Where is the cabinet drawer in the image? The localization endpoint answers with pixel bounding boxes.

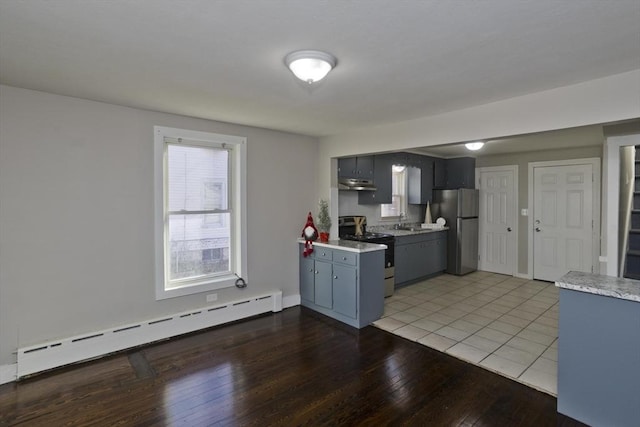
[314,248,333,261]
[333,250,357,266]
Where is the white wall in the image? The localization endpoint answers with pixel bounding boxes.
[0,85,318,366]
[319,70,640,238]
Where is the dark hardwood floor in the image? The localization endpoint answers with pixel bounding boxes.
[0,306,585,426]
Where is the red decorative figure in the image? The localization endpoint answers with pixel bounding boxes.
[301,212,319,257]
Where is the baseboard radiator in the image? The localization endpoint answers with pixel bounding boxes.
[17,291,283,379]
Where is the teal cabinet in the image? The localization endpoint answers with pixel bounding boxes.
[394,231,447,286]
[299,243,384,328]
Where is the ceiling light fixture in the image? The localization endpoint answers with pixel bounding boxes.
[285,50,337,84]
[465,141,485,151]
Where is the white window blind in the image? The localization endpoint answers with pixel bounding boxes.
[154,127,247,300]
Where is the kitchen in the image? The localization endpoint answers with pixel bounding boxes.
[300,125,640,426]
[300,150,479,322]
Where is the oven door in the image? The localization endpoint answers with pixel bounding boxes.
[374,237,395,297]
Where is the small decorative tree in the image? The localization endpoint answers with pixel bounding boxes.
[317,199,332,242]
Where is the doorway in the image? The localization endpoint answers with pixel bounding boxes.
[528,159,600,281]
[477,166,518,276]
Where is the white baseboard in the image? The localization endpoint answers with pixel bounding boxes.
[515,272,533,280]
[283,294,301,308]
[16,291,283,379]
[0,363,17,385]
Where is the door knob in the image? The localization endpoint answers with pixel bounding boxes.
[535,227,541,232]
[507,227,512,232]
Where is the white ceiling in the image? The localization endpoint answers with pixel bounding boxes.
[1,0,639,137]
[415,124,607,158]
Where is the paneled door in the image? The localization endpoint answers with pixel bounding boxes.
[533,164,593,281]
[478,167,517,275]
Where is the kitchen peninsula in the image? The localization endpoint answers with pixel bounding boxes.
[555,271,640,427]
[298,239,385,328]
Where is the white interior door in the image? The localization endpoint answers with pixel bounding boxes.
[478,167,517,275]
[533,164,593,281]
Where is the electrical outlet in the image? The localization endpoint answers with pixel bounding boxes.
[206,293,218,303]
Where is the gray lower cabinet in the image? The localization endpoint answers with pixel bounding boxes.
[395,231,447,286]
[557,288,640,427]
[299,244,384,328]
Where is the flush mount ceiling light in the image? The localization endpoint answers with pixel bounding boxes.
[465,141,485,151]
[285,50,337,84]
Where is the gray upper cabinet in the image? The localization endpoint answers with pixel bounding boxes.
[445,157,476,189]
[433,158,446,189]
[408,158,434,205]
[358,154,393,204]
[338,155,374,179]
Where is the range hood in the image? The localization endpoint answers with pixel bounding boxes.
[338,178,377,191]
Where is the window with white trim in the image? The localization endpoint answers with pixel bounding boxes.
[381,165,408,219]
[154,126,247,300]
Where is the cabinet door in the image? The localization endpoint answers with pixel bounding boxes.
[332,264,358,318]
[394,244,411,284]
[446,157,476,189]
[423,240,438,276]
[314,260,333,309]
[434,158,446,189]
[359,154,393,204]
[300,256,315,302]
[395,242,424,284]
[338,157,358,179]
[356,156,375,179]
[421,159,434,204]
[435,236,447,271]
[407,166,422,205]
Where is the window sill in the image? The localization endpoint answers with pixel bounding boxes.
[157,274,238,300]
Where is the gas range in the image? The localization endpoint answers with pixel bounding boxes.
[340,232,394,242]
[338,216,394,243]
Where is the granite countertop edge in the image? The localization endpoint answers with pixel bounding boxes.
[555,271,640,302]
[382,227,449,237]
[297,238,386,253]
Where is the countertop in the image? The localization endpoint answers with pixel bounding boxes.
[555,271,640,303]
[297,238,386,253]
[383,227,449,237]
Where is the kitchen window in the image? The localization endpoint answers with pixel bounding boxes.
[154,126,247,300]
[381,165,407,219]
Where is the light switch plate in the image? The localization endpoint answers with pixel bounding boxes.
[521,208,528,216]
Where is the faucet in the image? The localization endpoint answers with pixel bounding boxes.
[394,212,405,229]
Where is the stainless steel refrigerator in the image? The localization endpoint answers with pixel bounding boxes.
[433,189,479,275]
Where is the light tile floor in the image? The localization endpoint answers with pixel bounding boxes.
[373,271,559,395]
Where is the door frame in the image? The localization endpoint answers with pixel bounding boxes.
[476,165,519,276]
[527,158,601,280]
